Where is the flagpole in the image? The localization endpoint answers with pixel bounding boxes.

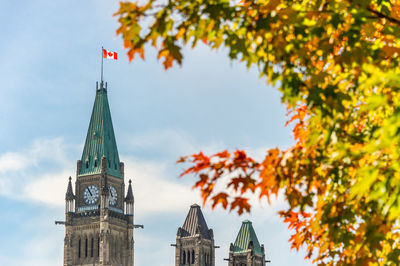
[101,46,104,86]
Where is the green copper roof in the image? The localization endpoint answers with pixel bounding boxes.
[79,84,122,178]
[233,220,262,255]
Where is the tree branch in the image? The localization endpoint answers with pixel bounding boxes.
[367,6,400,26]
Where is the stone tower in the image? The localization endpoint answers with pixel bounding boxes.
[228,220,266,266]
[174,204,215,266]
[63,81,135,266]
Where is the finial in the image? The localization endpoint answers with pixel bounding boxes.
[129,179,132,184]
[69,176,72,181]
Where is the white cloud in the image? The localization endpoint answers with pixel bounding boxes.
[0,152,28,173]
[0,137,74,204]
[124,157,201,216]
[25,170,72,206]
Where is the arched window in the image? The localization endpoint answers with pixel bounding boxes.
[85,161,89,168]
[192,250,195,264]
[85,237,88,257]
[78,239,81,258]
[94,159,97,167]
[182,251,186,265]
[90,237,94,257]
[97,236,100,257]
[113,236,117,258]
[188,251,190,265]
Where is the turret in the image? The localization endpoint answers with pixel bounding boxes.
[65,176,75,213]
[174,204,216,266]
[125,179,134,216]
[228,220,268,266]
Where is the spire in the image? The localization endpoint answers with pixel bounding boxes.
[233,220,263,255]
[65,176,75,200]
[180,204,212,239]
[125,179,134,202]
[79,83,122,178]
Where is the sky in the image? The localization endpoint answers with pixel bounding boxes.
[0,1,312,265]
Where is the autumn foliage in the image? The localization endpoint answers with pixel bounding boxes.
[115,0,400,264]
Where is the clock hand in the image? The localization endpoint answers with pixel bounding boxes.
[88,188,93,196]
[110,190,113,197]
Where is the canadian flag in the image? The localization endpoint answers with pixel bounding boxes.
[103,49,118,60]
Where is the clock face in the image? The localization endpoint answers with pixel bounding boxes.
[83,185,99,205]
[109,185,118,206]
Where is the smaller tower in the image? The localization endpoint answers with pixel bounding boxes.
[228,220,267,266]
[175,204,215,266]
[65,176,75,213]
[125,179,134,215]
[125,179,135,266]
[64,177,75,266]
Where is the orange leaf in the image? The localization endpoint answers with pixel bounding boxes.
[211,192,229,209]
[230,197,251,215]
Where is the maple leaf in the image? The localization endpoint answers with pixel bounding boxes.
[211,192,229,209]
[230,197,251,215]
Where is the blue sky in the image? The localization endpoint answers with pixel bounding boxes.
[0,1,312,265]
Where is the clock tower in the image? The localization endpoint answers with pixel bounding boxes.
[63,81,135,266]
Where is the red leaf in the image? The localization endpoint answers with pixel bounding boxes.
[211,192,229,209]
[230,197,251,215]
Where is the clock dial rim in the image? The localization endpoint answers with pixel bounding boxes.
[83,185,99,205]
[108,185,118,206]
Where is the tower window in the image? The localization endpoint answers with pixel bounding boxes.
[188,251,190,265]
[78,239,81,258]
[85,161,89,169]
[85,238,88,257]
[192,250,195,264]
[94,159,97,167]
[97,237,100,257]
[182,251,186,265]
[90,237,94,257]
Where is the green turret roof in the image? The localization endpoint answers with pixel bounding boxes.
[233,220,263,255]
[79,84,122,178]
